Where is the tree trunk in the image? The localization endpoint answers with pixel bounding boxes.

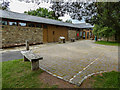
[107,37,109,42]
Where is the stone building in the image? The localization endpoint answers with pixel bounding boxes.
[0,10,93,48]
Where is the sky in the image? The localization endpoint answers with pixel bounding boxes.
[8,0,85,24]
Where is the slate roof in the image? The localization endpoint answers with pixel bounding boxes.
[0,10,93,29]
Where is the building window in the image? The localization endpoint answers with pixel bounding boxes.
[19,22,26,26]
[43,24,47,29]
[0,20,7,25]
[36,24,42,28]
[9,21,17,26]
[28,23,35,27]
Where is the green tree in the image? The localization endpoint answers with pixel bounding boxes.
[0,0,10,10]
[24,7,62,21]
[93,2,119,41]
[93,25,116,41]
[65,20,72,23]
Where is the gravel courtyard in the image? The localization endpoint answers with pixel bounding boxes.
[32,40,118,86]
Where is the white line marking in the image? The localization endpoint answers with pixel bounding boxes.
[69,57,99,82]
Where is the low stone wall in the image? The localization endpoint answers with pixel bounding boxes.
[101,35,116,42]
[68,30,76,40]
[1,25,43,48]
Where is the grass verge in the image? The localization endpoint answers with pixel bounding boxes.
[81,71,119,88]
[2,59,58,88]
[2,59,119,88]
[95,41,119,46]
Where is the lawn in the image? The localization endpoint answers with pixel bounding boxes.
[1,59,119,88]
[95,41,119,46]
[2,59,58,88]
[92,71,119,88]
[81,71,119,88]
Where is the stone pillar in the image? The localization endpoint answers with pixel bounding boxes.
[31,60,39,71]
[85,31,87,39]
[26,40,29,50]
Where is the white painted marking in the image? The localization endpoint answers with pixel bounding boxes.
[78,71,107,86]
[69,57,99,82]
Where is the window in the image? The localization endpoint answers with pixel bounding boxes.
[9,21,17,26]
[43,24,47,29]
[0,20,7,25]
[36,24,42,28]
[19,22,26,26]
[28,23,35,27]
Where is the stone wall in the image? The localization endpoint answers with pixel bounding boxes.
[101,35,116,42]
[68,30,76,40]
[1,25,43,47]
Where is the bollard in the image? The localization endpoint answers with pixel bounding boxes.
[26,40,29,50]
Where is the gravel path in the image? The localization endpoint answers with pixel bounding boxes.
[32,40,118,86]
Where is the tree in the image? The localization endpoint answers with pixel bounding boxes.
[24,7,62,21]
[51,2,119,41]
[93,25,116,41]
[93,2,120,41]
[65,20,72,23]
[0,0,10,10]
[51,2,119,25]
[51,2,96,24]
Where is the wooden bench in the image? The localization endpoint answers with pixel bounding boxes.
[21,50,43,71]
[71,38,75,42]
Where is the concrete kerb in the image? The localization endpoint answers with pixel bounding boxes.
[38,52,107,86]
[39,66,69,82]
[39,65,108,86]
[77,71,108,86]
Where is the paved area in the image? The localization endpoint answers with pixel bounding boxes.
[32,40,118,86]
[1,51,23,62]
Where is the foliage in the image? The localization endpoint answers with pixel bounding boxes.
[65,20,72,23]
[51,2,119,39]
[50,2,97,24]
[2,59,58,88]
[0,0,10,10]
[24,7,62,21]
[93,25,116,41]
[92,2,119,41]
[51,2,120,25]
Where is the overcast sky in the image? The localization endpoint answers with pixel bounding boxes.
[8,0,85,23]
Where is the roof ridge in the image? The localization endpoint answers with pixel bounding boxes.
[0,10,93,28]
[0,9,72,24]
